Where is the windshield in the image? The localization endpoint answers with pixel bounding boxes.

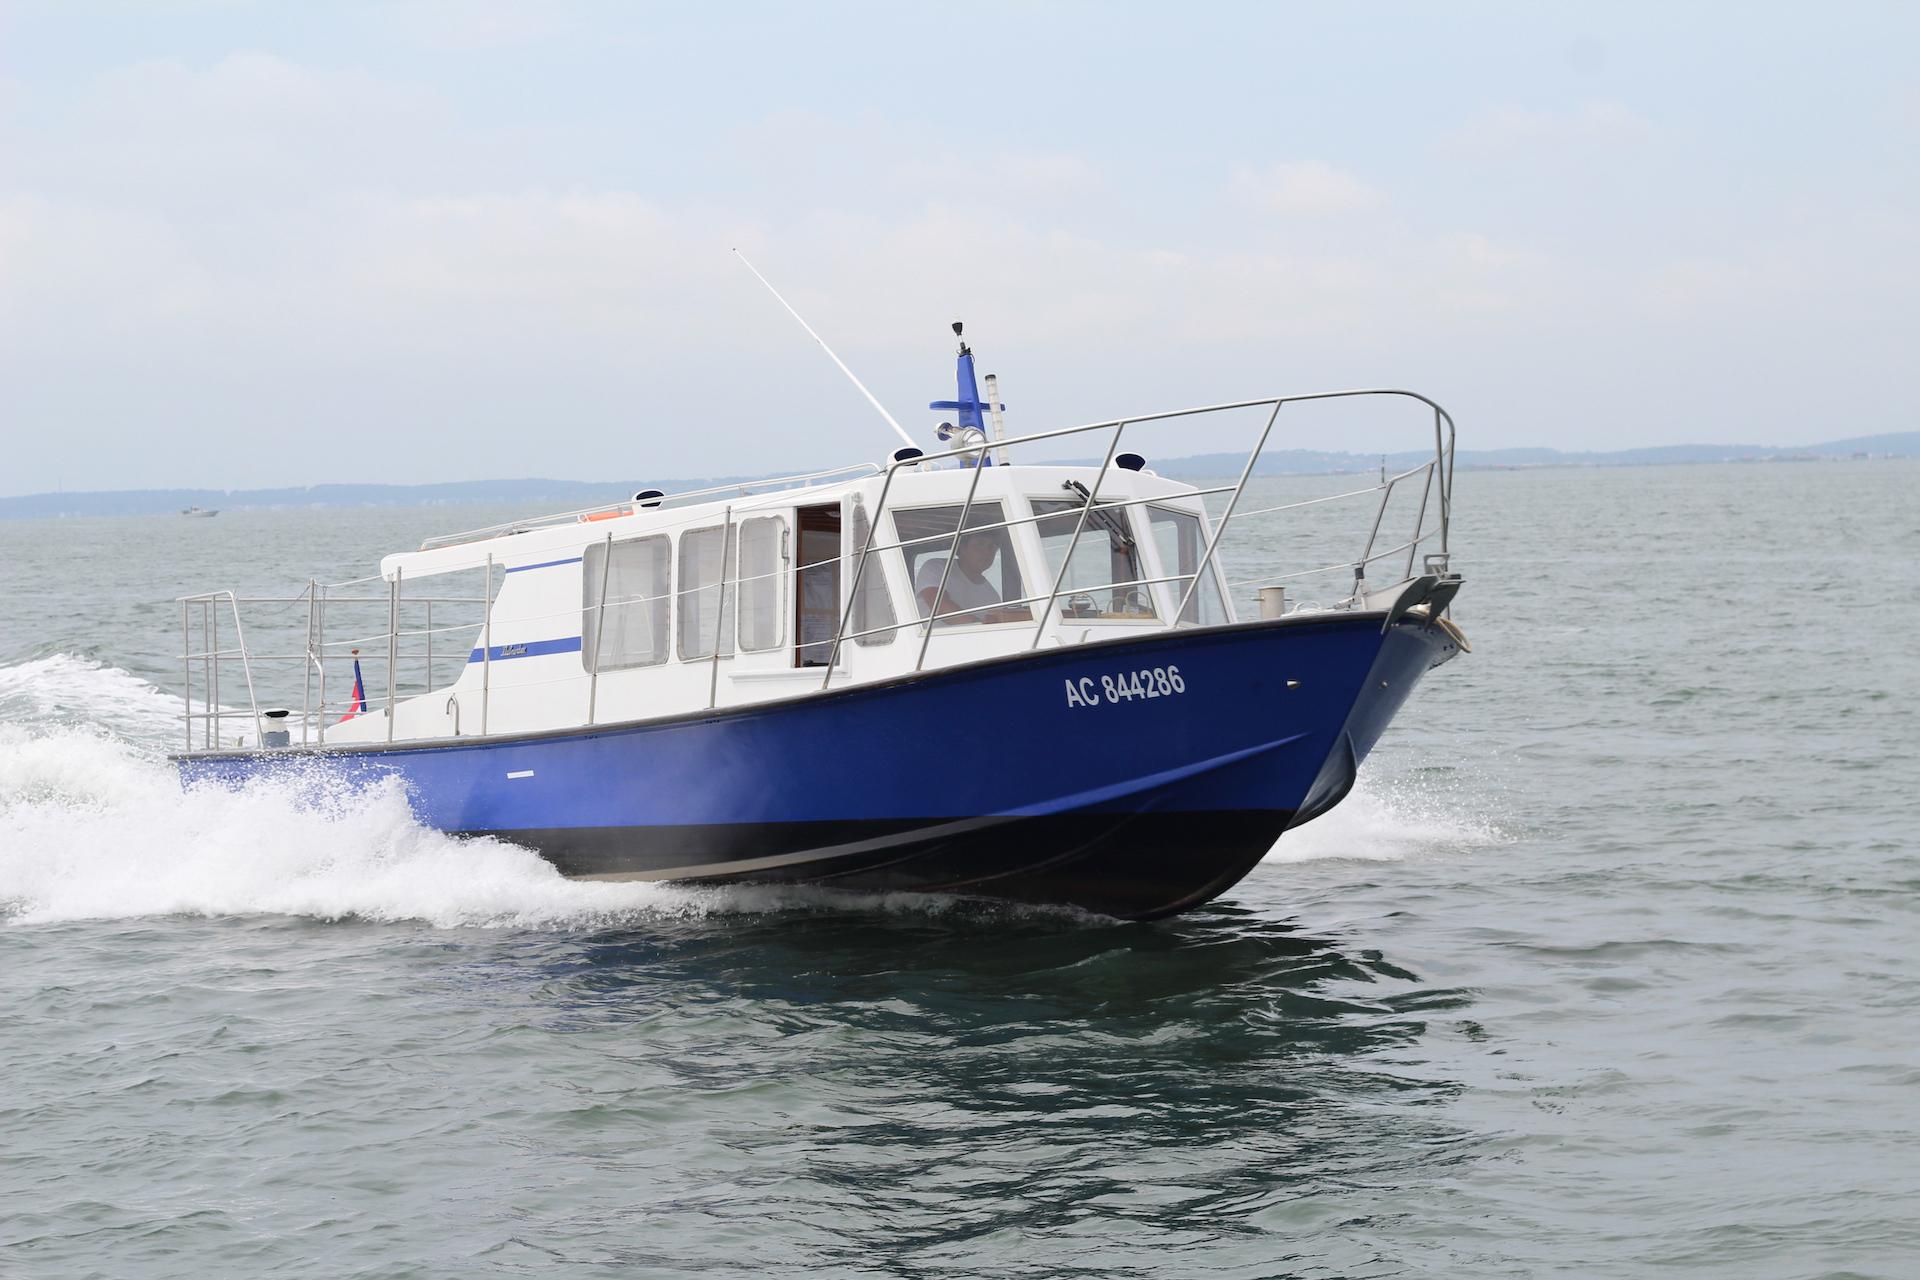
[1031,494,1156,621]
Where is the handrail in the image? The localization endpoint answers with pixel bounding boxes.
[416,462,883,551]
[709,505,734,709]
[418,387,1452,562]
[1029,419,1127,652]
[1172,400,1283,627]
[185,390,1451,607]
[176,386,1454,749]
[914,442,991,672]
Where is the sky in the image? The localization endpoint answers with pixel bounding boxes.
[2,1,1916,495]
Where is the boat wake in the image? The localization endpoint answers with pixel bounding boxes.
[0,655,1500,929]
[1269,764,1508,865]
[0,652,187,743]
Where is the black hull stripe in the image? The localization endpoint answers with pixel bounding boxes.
[469,809,1294,921]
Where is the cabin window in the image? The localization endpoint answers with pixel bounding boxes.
[849,500,896,647]
[582,535,671,671]
[1148,506,1229,626]
[677,525,737,661]
[735,516,785,653]
[1031,495,1156,621]
[893,502,1032,627]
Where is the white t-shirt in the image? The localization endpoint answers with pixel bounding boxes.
[917,557,1001,619]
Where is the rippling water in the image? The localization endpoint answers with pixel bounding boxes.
[2,461,1916,1277]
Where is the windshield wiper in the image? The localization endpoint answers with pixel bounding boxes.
[1062,480,1136,549]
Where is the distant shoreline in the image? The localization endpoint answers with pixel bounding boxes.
[4,431,1913,519]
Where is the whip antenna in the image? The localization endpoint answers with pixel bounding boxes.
[732,249,916,449]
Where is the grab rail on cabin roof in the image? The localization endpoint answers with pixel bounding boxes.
[176,388,1454,750]
[415,462,885,553]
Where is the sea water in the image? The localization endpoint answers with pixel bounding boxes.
[1,462,1915,1278]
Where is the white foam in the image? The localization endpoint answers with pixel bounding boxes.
[1264,769,1507,864]
[0,656,696,928]
[0,653,186,744]
[0,725,693,927]
[0,684,1040,931]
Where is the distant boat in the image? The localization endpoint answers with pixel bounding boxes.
[180,506,218,518]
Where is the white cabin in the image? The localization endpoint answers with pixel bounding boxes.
[324,462,1233,744]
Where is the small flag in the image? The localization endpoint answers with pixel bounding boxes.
[339,650,368,722]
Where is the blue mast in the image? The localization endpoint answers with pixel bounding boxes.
[930,321,999,466]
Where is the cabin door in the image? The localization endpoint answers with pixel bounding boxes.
[794,504,842,667]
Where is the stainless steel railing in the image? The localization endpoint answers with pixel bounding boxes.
[822,388,1454,681]
[416,463,883,552]
[178,388,1454,750]
[180,578,493,752]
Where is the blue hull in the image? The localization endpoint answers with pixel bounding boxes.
[176,614,1460,918]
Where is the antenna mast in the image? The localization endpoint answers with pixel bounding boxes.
[732,249,916,450]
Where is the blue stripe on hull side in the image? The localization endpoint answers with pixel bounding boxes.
[467,636,584,663]
[505,556,584,574]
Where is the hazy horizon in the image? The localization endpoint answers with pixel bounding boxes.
[8,429,1916,520]
[4,1,1916,496]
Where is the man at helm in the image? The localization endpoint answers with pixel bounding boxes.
[916,531,1027,625]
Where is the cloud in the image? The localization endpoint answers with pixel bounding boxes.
[368,1,571,50]
[893,149,1102,203]
[1891,85,1920,131]
[10,52,456,206]
[0,195,217,332]
[1422,232,1560,315]
[3,39,1913,491]
[1642,257,1760,309]
[348,192,693,314]
[89,51,443,145]
[1234,161,1382,216]
[1441,101,1656,157]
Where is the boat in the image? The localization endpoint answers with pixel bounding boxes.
[172,315,1465,920]
[181,506,219,517]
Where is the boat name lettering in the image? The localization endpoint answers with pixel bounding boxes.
[1064,665,1185,708]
